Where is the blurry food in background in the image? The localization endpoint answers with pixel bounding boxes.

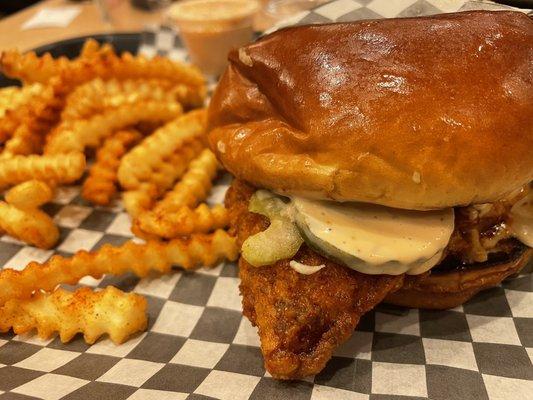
[0,40,237,344]
[168,0,260,75]
[255,0,331,31]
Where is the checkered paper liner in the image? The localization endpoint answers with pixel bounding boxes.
[1,1,532,399]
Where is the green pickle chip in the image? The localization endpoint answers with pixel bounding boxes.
[242,191,304,267]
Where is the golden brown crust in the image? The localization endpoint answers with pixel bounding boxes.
[209,11,533,210]
[385,247,531,309]
[226,180,403,379]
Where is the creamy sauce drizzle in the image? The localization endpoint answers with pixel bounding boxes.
[291,197,455,275]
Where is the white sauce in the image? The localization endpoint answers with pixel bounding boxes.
[292,197,454,275]
[509,191,533,247]
[289,261,325,275]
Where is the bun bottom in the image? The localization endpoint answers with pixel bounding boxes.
[385,245,531,310]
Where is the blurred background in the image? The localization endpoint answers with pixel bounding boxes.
[0,0,531,57]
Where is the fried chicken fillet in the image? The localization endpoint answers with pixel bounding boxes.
[226,180,404,379]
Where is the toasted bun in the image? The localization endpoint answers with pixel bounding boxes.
[385,245,532,309]
[208,11,533,210]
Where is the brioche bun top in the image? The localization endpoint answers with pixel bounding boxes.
[208,11,533,210]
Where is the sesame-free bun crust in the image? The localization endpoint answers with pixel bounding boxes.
[208,11,533,210]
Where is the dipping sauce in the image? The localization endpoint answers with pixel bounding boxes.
[169,0,260,75]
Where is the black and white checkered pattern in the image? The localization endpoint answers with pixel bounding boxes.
[1,1,531,399]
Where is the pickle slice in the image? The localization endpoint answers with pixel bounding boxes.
[242,190,303,267]
[242,219,303,267]
[248,190,289,219]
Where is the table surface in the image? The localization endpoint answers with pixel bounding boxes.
[0,0,166,51]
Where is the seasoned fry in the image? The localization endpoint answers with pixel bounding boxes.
[0,152,85,189]
[120,141,205,218]
[0,86,20,112]
[0,286,147,344]
[1,124,45,158]
[5,180,53,208]
[62,78,205,121]
[45,101,182,154]
[2,40,205,93]
[118,109,207,189]
[0,205,57,249]
[153,149,219,213]
[54,42,205,89]
[122,184,158,218]
[131,149,225,238]
[0,83,56,147]
[0,84,44,118]
[0,49,70,84]
[0,229,238,305]
[82,129,142,205]
[133,203,229,239]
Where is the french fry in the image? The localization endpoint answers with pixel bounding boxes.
[152,149,220,213]
[133,203,229,239]
[82,129,142,205]
[122,184,158,218]
[0,286,147,344]
[0,49,70,84]
[0,204,58,249]
[0,83,56,148]
[45,101,182,154]
[0,153,85,189]
[120,141,205,218]
[5,180,53,208]
[62,78,205,121]
[1,39,204,93]
[0,229,238,305]
[0,84,44,119]
[118,109,207,190]
[1,124,45,158]
[131,149,225,238]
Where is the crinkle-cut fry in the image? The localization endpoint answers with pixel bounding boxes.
[82,129,142,206]
[153,149,220,214]
[122,184,158,219]
[0,83,57,146]
[142,140,205,192]
[0,230,238,305]
[133,203,229,239]
[5,180,54,209]
[0,84,44,118]
[62,78,205,121]
[121,141,205,218]
[0,152,85,189]
[45,100,182,154]
[0,286,147,344]
[0,124,45,158]
[0,49,70,84]
[0,201,58,249]
[0,86,19,111]
[118,109,207,189]
[47,41,204,95]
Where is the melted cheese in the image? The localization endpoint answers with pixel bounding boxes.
[509,191,533,247]
[292,197,454,275]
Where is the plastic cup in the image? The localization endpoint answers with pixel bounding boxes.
[169,0,260,76]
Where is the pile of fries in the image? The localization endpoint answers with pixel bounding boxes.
[0,40,238,344]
